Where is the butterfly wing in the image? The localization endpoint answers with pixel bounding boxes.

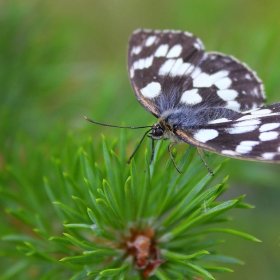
[195,52,265,111]
[128,29,205,117]
[175,103,280,162]
[128,29,265,118]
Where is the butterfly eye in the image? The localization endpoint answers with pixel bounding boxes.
[153,126,164,137]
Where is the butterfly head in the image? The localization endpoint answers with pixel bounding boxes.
[150,123,165,140]
[150,119,181,143]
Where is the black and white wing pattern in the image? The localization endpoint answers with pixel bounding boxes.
[127,29,280,163]
[128,29,265,116]
[176,103,280,162]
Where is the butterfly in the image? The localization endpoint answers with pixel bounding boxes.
[85,29,280,174]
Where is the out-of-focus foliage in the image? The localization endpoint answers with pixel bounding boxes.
[0,0,280,279]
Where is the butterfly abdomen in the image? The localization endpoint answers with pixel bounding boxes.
[160,106,240,130]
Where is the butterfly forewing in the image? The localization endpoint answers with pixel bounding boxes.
[128,29,265,117]
[128,29,205,116]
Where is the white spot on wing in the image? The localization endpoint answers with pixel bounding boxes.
[130,67,135,78]
[191,67,201,79]
[234,119,261,127]
[259,131,278,141]
[238,112,280,121]
[166,44,183,58]
[159,58,193,76]
[133,55,154,70]
[180,89,202,105]
[242,108,261,114]
[259,123,280,132]
[132,29,142,34]
[215,77,232,89]
[194,38,204,50]
[217,89,238,101]
[261,152,277,160]
[193,70,229,88]
[193,42,200,49]
[193,129,219,143]
[131,46,142,55]
[209,54,217,60]
[245,73,252,79]
[192,72,210,87]
[240,140,260,146]
[169,59,184,76]
[154,44,168,57]
[235,145,252,154]
[224,101,241,111]
[176,63,194,76]
[208,118,230,124]
[224,57,232,63]
[144,56,153,68]
[184,31,192,36]
[140,82,161,98]
[222,150,239,156]
[251,109,272,115]
[252,87,260,96]
[145,36,157,47]
[227,119,260,134]
[235,141,259,154]
[159,59,176,75]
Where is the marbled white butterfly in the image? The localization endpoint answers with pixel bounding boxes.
[85,29,280,174]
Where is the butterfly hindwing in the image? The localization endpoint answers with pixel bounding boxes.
[176,103,280,162]
[195,52,265,111]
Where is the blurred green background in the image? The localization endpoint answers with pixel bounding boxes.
[1,0,280,279]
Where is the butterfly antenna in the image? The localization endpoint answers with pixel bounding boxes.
[84,116,152,129]
[127,128,153,164]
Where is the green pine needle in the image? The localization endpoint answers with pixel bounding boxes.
[1,132,260,279]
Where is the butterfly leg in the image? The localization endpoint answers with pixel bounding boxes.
[168,143,182,174]
[196,148,214,176]
[150,139,155,164]
[202,150,209,157]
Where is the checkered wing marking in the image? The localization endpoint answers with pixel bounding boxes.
[128,29,205,117]
[194,52,265,112]
[128,29,265,118]
[175,102,280,162]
